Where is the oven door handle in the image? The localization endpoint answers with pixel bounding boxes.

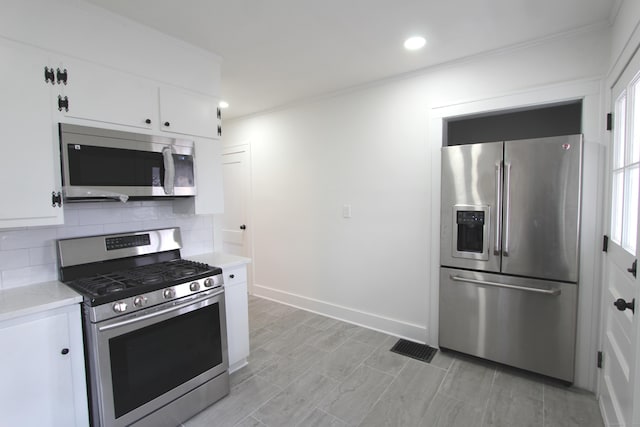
[98,288,225,332]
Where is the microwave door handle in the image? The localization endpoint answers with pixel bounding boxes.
[162,146,175,195]
[494,162,502,256]
[503,162,512,257]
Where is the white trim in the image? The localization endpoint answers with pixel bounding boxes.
[252,283,426,343]
[428,77,604,391]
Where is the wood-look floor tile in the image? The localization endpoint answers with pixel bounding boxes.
[252,370,339,427]
[298,408,347,427]
[350,327,391,348]
[234,416,267,427]
[492,366,544,401]
[543,384,604,427]
[184,376,280,427]
[320,364,394,425]
[483,387,542,427]
[304,315,341,331]
[421,392,484,427]
[315,339,376,381]
[438,356,496,409]
[309,327,352,352]
[249,327,280,350]
[230,347,278,388]
[363,335,408,376]
[256,344,328,389]
[358,360,445,427]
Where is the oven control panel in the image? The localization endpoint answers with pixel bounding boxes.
[105,234,151,251]
[89,273,224,322]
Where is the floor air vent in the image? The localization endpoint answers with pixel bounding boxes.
[390,339,437,363]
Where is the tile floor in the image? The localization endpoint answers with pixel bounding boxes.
[184,295,604,427]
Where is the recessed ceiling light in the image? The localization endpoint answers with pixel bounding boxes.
[219,101,229,109]
[404,36,426,51]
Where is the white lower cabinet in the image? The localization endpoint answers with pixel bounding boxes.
[0,305,88,427]
[224,264,250,372]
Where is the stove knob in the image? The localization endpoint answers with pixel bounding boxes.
[190,281,200,291]
[204,278,213,288]
[133,296,148,307]
[163,288,175,299]
[113,301,127,313]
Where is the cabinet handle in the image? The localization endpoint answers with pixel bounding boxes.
[61,348,69,355]
[164,121,170,127]
[229,274,235,279]
[145,118,152,124]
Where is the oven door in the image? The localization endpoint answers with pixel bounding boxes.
[86,289,228,427]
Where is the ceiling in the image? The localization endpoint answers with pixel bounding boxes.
[84,0,617,119]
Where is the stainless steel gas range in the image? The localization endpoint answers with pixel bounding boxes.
[57,228,229,427]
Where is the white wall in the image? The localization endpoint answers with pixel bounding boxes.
[223,25,610,387]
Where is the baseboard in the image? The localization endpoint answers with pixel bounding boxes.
[252,283,427,343]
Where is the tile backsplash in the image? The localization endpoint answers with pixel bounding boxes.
[0,201,214,290]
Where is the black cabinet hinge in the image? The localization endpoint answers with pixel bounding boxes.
[217,125,222,136]
[217,107,222,119]
[607,113,612,131]
[44,66,55,85]
[603,235,609,252]
[56,67,68,85]
[597,351,603,368]
[51,191,62,208]
[58,95,69,112]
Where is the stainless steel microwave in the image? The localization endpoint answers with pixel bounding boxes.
[59,124,196,201]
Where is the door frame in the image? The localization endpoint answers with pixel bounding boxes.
[216,143,254,292]
[428,78,605,391]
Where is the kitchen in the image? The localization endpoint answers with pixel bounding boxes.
[0,0,639,426]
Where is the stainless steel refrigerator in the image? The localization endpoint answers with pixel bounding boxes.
[439,134,582,382]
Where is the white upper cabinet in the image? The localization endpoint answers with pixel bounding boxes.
[57,57,157,130]
[0,38,64,228]
[159,86,220,139]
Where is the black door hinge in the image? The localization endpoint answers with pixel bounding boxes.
[597,351,603,368]
[56,67,68,85]
[44,66,55,85]
[607,113,612,131]
[603,235,609,252]
[217,125,222,136]
[51,191,62,208]
[217,107,222,119]
[58,95,69,112]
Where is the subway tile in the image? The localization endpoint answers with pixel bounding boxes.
[0,249,30,270]
[1,264,57,289]
[29,246,57,266]
[0,228,57,250]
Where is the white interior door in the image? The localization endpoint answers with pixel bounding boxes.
[599,48,640,427]
[220,145,251,256]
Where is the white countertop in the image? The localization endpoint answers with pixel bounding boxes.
[189,252,251,269]
[0,281,82,323]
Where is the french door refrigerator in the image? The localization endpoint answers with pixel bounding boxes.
[439,134,582,382]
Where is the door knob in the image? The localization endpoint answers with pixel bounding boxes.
[614,298,635,314]
[240,224,246,230]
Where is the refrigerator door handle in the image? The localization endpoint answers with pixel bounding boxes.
[450,275,561,296]
[503,162,512,257]
[494,162,503,255]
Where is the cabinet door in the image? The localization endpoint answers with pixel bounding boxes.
[224,266,249,371]
[0,38,63,228]
[0,307,87,426]
[59,57,157,130]
[159,86,218,138]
